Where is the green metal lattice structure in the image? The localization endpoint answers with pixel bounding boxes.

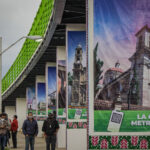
[2,0,54,94]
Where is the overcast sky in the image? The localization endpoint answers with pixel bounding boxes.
[0,0,41,77]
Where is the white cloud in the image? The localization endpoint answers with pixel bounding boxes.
[94,25,136,75]
[0,0,41,77]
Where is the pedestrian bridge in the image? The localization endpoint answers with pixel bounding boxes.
[2,0,85,107]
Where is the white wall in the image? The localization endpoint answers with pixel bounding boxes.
[67,129,87,150]
[57,124,66,148]
[16,98,27,130]
[56,46,66,149]
[5,106,16,121]
[36,75,46,137]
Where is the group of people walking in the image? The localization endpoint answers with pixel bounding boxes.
[0,113,18,150]
[0,111,59,150]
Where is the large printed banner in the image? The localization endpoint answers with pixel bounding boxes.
[57,60,66,117]
[89,0,150,134]
[47,66,56,114]
[26,87,36,115]
[95,110,150,132]
[37,82,46,115]
[67,31,87,120]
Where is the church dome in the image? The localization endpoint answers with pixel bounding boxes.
[103,63,123,85]
[77,44,82,48]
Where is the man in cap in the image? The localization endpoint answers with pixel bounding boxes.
[42,113,59,150]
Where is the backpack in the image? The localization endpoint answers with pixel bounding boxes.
[45,119,56,135]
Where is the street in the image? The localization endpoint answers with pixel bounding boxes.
[9,132,65,150]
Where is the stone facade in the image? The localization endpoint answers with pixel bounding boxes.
[94,100,150,110]
[97,25,150,109]
[48,91,56,107]
[71,44,86,106]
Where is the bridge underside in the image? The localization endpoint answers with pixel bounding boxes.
[2,0,86,110]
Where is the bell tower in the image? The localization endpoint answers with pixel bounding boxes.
[71,44,86,106]
[129,25,150,106]
[135,25,150,49]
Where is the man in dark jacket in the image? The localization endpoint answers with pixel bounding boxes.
[42,113,59,150]
[22,112,38,150]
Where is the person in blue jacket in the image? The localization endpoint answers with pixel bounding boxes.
[22,112,38,150]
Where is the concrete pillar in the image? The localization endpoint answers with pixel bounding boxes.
[37,121,44,137]
[36,75,46,137]
[16,98,27,131]
[56,46,66,148]
[67,129,87,150]
[57,124,66,148]
[5,106,16,121]
[66,24,87,150]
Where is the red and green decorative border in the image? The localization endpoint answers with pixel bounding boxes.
[57,118,66,124]
[67,122,87,129]
[89,136,150,149]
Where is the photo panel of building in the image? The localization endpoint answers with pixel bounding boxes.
[47,66,56,112]
[26,87,36,115]
[67,30,87,120]
[93,0,150,111]
[37,82,46,115]
[88,0,150,134]
[57,60,66,116]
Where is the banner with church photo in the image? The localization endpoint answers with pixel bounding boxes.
[37,82,46,116]
[67,30,87,120]
[57,60,66,117]
[46,65,56,115]
[88,0,150,133]
[26,87,36,115]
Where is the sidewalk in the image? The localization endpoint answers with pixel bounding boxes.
[9,132,65,150]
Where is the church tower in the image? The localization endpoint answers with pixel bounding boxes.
[129,25,150,106]
[71,44,86,106]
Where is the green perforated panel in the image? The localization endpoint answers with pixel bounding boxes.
[2,0,54,93]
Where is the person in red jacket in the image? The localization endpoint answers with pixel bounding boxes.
[11,115,18,148]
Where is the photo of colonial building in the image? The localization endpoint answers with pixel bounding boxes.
[69,44,86,107]
[38,102,46,110]
[48,91,56,108]
[58,60,66,108]
[27,87,36,113]
[95,25,150,110]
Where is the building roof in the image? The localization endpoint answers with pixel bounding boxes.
[135,25,150,36]
[107,67,123,73]
[103,69,130,89]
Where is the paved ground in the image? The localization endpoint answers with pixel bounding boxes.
[8,132,65,150]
